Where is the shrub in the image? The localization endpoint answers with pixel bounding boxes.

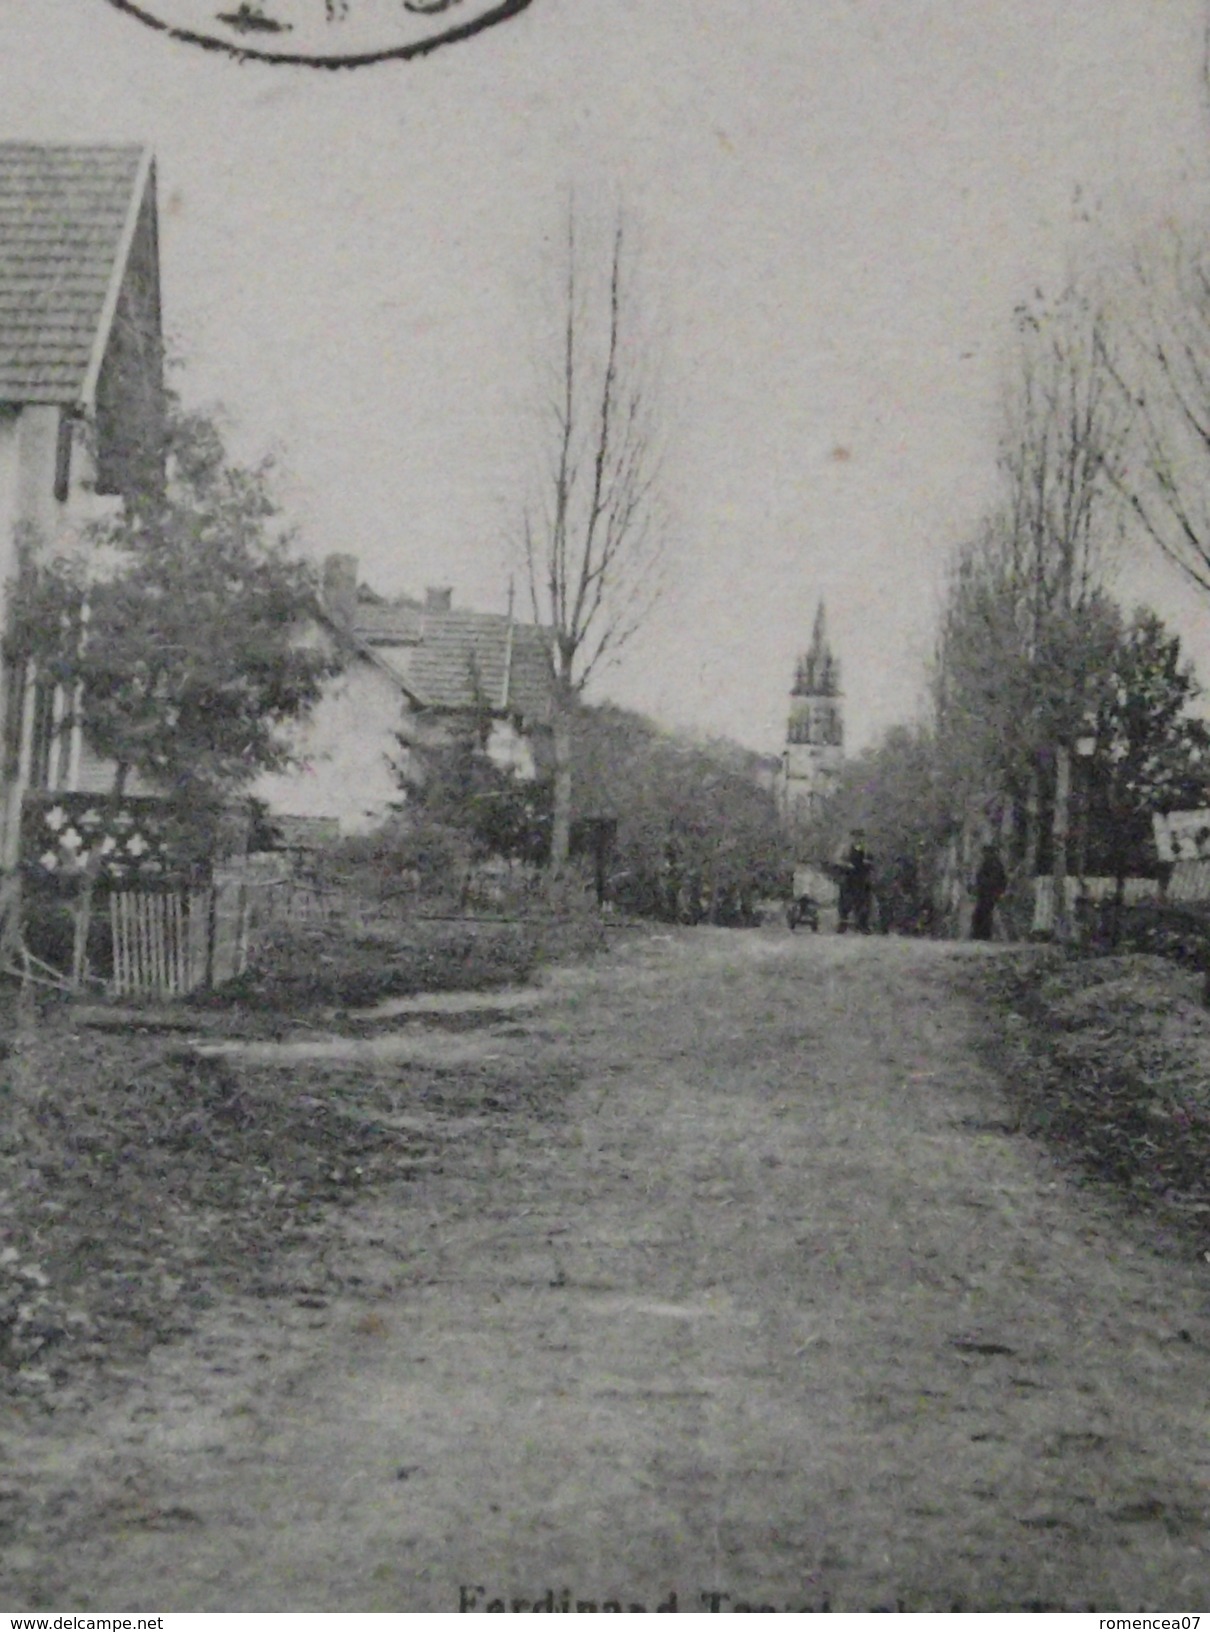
[1112,901,1210,972]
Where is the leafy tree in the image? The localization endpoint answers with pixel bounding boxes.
[12,400,336,812]
[1084,608,1210,929]
[568,705,788,921]
[930,289,1127,923]
[819,725,953,933]
[392,708,552,878]
[855,597,1208,940]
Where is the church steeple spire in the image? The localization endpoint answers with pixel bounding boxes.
[793,600,840,698]
[779,598,845,823]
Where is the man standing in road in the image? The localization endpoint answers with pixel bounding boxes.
[837,829,874,934]
[971,842,1008,941]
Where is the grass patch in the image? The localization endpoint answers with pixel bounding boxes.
[197,910,606,1016]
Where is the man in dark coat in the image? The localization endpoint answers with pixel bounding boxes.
[971,843,1008,941]
[837,830,874,933]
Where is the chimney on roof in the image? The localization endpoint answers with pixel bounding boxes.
[425,586,453,613]
[323,554,358,626]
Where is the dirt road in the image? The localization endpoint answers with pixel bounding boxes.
[7,931,1210,1611]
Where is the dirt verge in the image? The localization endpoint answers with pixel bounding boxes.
[976,949,1210,1257]
[0,999,577,1405]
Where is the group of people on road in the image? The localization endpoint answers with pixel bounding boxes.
[789,831,1011,941]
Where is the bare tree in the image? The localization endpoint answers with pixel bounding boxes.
[521,205,665,873]
[1104,236,1210,595]
[1002,291,1124,615]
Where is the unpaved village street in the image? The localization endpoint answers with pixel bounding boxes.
[7,930,1210,1611]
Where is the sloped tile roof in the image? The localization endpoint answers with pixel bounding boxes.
[505,622,555,721]
[351,597,423,645]
[0,143,147,404]
[380,609,551,721]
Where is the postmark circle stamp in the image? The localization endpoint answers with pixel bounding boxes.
[98,0,536,67]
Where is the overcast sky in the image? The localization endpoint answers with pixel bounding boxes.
[6,1,1210,755]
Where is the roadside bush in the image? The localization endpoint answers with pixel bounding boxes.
[1111,900,1210,973]
[328,814,470,904]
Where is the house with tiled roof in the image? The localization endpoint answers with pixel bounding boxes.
[252,554,554,834]
[0,142,164,864]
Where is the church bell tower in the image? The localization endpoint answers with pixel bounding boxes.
[778,601,843,822]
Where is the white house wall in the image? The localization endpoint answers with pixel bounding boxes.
[0,405,63,588]
[0,404,144,862]
[252,656,404,834]
[0,407,62,865]
[16,406,59,538]
[487,716,536,779]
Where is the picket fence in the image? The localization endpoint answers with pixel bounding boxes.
[110,888,210,998]
[107,864,339,999]
[1030,863,1210,935]
[1167,859,1210,903]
